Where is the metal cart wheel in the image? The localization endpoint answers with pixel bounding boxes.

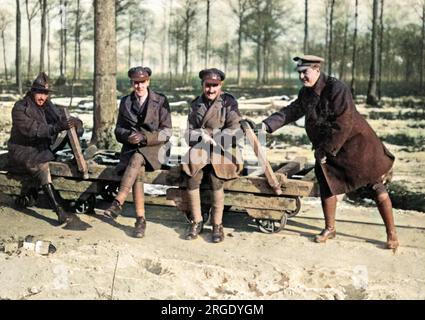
[285,197,301,218]
[74,194,96,214]
[256,213,288,234]
[100,182,120,202]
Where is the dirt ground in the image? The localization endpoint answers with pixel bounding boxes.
[1,96,424,300]
[0,192,424,300]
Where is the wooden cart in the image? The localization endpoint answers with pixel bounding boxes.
[0,150,319,233]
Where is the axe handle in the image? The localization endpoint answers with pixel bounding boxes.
[63,108,89,179]
[240,120,282,195]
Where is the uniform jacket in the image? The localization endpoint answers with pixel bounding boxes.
[7,93,83,172]
[263,73,395,195]
[181,92,243,180]
[114,88,172,173]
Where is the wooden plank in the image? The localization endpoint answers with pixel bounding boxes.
[275,158,306,178]
[166,188,297,212]
[63,107,89,179]
[240,120,283,195]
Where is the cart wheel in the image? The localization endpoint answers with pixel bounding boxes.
[256,213,288,234]
[286,197,301,218]
[74,194,96,214]
[100,182,119,202]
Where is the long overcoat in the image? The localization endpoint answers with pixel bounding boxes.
[181,92,243,180]
[263,73,395,195]
[7,93,82,172]
[114,88,172,174]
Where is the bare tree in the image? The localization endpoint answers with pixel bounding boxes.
[180,0,198,83]
[16,0,22,94]
[46,1,52,76]
[72,0,80,81]
[204,0,211,68]
[420,1,425,94]
[350,0,358,96]
[327,0,335,75]
[39,0,47,73]
[378,0,384,99]
[229,0,249,86]
[25,0,40,79]
[92,0,118,149]
[0,12,11,83]
[367,0,380,106]
[304,0,309,53]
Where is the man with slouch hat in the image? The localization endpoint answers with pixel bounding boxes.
[7,72,83,225]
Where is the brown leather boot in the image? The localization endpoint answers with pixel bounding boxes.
[212,224,224,243]
[104,199,122,219]
[376,193,399,251]
[185,220,203,240]
[133,217,146,238]
[42,183,73,225]
[315,195,337,243]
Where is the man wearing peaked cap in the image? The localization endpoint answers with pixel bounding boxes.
[259,54,399,250]
[293,55,325,71]
[7,72,84,226]
[181,68,243,243]
[103,66,172,239]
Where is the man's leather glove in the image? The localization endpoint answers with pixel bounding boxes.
[242,119,267,132]
[314,148,327,164]
[53,118,75,133]
[128,131,146,145]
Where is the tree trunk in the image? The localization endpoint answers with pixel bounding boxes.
[26,0,32,80]
[339,16,349,80]
[39,0,47,73]
[47,5,51,76]
[59,0,64,78]
[92,0,118,149]
[351,0,358,96]
[204,0,210,68]
[327,0,335,75]
[64,0,68,76]
[304,0,308,53]
[1,30,8,83]
[73,0,80,81]
[420,2,425,94]
[366,0,379,106]
[183,15,190,83]
[168,0,173,87]
[128,18,133,69]
[141,36,147,65]
[256,40,261,84]
[16,0,22,94]
[378,0,384,99]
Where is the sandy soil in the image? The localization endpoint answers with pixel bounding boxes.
[1,96,424,300]
[0,193,424,300]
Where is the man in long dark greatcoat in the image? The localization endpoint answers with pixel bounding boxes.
[7,72,82,225]
[103,66,172,238]
[260,55,399,250]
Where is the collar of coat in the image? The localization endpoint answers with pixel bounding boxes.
[130,87,161,104]
[311,72,328,96]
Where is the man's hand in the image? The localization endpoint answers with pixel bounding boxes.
[200,129,217,146]
[128,131,146,145]
[314,148,327,164]
[53,118,76,133]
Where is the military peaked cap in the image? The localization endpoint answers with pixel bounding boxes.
[128,66,152,81]
[199,68,225,83]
